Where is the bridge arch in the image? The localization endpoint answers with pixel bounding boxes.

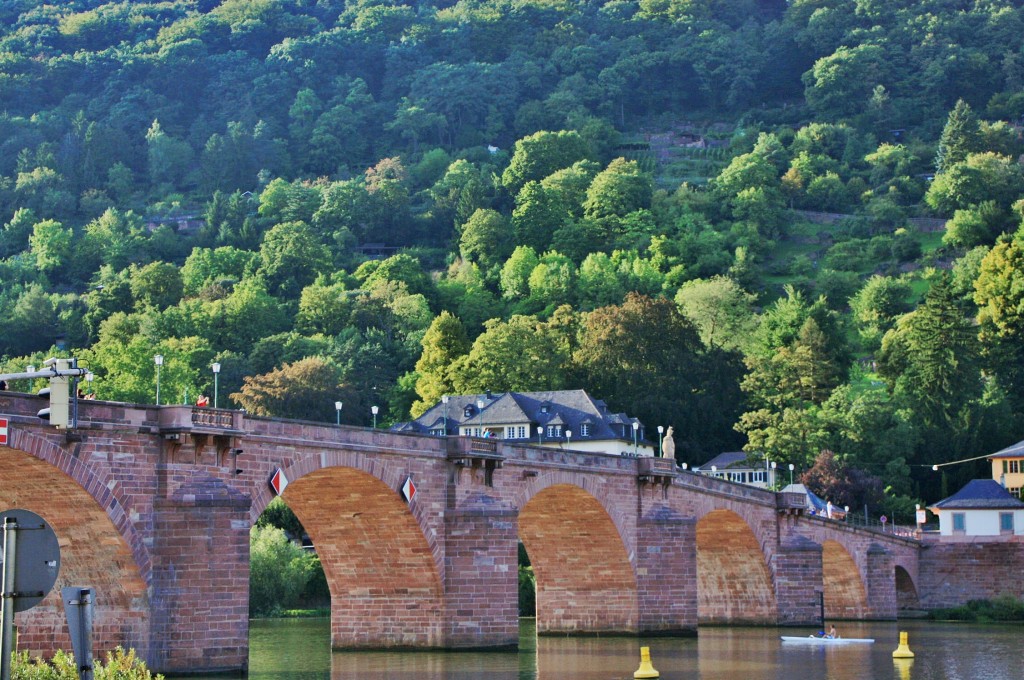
[518,475,637,634]
[2,431,150,658]
[822,540,868,619]
[264,455,445,648]
[895,565,920,611]
[695,509,776,623]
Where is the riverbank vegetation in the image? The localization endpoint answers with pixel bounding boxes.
[12,647,161,680]
[1,0,1024,515]
[927,597,1024,623]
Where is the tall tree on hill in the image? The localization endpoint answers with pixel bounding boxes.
[974,226,1024,413]
[575,293,744,462]
[412,311,471,417]
[935,99,982,174]
[501,130,591,196]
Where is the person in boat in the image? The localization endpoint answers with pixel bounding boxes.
[825,625,838,639]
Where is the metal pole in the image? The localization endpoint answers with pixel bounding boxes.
[1,518,19,680]
[214,373,219,409]
[76,589,94,680]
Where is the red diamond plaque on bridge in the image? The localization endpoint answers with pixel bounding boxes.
[401,476,416,503]
[0,417,8,445]
[269,468,289,496]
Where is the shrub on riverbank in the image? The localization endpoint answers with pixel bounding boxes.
[927,597,1024,622]
[13,647,161,680]
[250,524,320,617]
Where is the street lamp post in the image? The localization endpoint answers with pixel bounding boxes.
[85,372,94,398]
[537,425,543,445]
[371,405,379,429]
[632,421,639,456]
[788,463,795,486]
[211,362,221,408]
[565,429,572,449]
[657,425,664,458]
[476,398,484,437]
[441,395,449,435]
[335,401,343,425]
[771,461,777,487]
[154,355,163,405]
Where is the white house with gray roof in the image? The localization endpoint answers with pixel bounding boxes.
[928,479,1024,537]
[392,389,656,457]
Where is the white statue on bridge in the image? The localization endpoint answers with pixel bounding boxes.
[662,426,675,459]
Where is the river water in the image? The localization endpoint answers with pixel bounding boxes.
[238,618,1019,680]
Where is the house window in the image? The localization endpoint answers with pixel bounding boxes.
[1012,461,1021,474]
[546,425,561,438]
[431,428,445,436]
[1000,513,1014,533]
[464,405,474,418]
[1003,460,1008,474]
[518,426,526,439]
[952,513,966,533]
[580,424,590,437]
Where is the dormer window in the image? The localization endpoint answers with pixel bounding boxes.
[540,401,550,413]
[546,425,561,438]
[464,405,475,418]
[580,423,590,437]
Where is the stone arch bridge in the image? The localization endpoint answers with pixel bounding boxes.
[1,395,922,674]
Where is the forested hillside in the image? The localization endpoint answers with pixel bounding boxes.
[3,0,1024,512]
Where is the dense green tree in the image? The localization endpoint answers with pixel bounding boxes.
[459,208,512,272]
[974,227,1024,409]
[232,356,351,422]
[849,275,913,352]
[575,293,744,461]
[878,274,984,456]
[501,130,590,195]
[255,221,332,298]
[935,99,982,174]
[450,315,570,394]
[129,262,184,310]
[675,276,758,352]
[412,311,471,417]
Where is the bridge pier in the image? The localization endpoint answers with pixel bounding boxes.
[149,476,251,673]
[864,544,897,619]
[774,535,823,626]
[443,498,519,648]
[636,509,697,635]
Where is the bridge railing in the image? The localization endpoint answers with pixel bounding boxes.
[842,512,918,538]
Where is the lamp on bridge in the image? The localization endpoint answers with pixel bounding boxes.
[371,405,379,429]
[212,362,221,408]
[85,371,94,399]
[788,463,795,486]
[565,429,572,449]
[335,401,343,425]
[537,425,543,445]
[441,395,449,434]
[711,465,717,477]
[681,462,688,470]
[154,354,163,405]
[771,460,777,487]
[657,425,664,458]
[632,420,639,456]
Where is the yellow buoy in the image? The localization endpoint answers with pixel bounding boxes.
[892,631,915,658]
[893,657,914,680]
[634,646,660,679]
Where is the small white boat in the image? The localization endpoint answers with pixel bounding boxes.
[781,636,875,644]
